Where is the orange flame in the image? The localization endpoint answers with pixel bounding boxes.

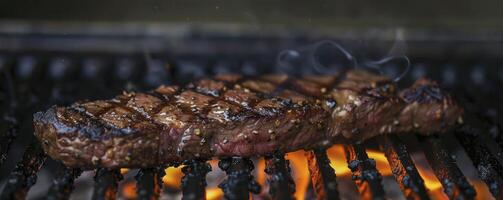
[162,166,184,189]
[286,151,310,200]
[283,145,392,200]
[256,158,266,186]
[156,145,492,200]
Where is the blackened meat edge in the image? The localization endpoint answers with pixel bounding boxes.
[33,70,463,168]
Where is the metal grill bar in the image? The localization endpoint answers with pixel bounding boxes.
[379,135,430,200]
[344,143,386,200]
[0,66,18,167]
[181,160,211,200]
[46,163,83,200]
[417,135,476,200]
[0,141,47,200]
[264,154,296,200]
[92,168,123,200]
[306,149,340,200]
[455,129,503,199]
[0,109,17,167]
[218,157,261,200]
[135,167,165,200]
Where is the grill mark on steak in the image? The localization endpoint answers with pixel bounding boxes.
[207,75,278,114]
[174,75,287,159]
[197,76,327,155]
[258,73,343,112]
[71,93,165,165]
[67,105,131,138]
[168,75,295,159]
[106,99,164,166]
[140,85,186,164]
[185,78,261,125]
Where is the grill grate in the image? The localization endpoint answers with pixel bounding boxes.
[0,67,18,167]
[181,160,210,200]
[0,45,502,200]
[264,154,296,200]
[218,157,261,200]
[46,164,82,200]
[92,168,123,200]
[455,128,503,198]
[135,167,165,200]
[306,149,340,200]
[417,135,476,199]
[379,135,431,200]
[344,143,386,199]
[0,142,46,200]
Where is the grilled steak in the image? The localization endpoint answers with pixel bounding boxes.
[397,78,463,134]
[33,70,463,168]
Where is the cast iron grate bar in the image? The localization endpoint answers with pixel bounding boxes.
[455,127,503,199]
[0,108,18,167]
[0,66,19,167]
[265,153,296,200]
[180,160,211,200]
[0,141,47,200]
[417,135,476,200]
[45,163,83,200]
[344,143,386,200]
[92,168,123,200]
[378,135,430,200]
[306,149,340,200]
[218,157,261,200]
[135,167,165,200]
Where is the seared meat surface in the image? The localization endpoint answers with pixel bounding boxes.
[33,70,463,168]
[398,78,463,134]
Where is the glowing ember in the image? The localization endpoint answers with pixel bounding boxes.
[121,182,137,199]
[120,168,129,175]
[206,188,224,200]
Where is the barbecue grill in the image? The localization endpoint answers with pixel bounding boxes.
[2,2,503,199]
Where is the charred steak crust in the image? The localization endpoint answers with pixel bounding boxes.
[398,78,464,134]
[33,70,463,168]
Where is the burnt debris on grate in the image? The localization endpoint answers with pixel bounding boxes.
[181,160,211,200]
[379,135,430,200]
[92,168,123,200]
[344,143,386,200]
[306,149,340,200]
[264,153,296,200]
[417,135,477,199]
[218,157,261,200]
[135,167,165,200]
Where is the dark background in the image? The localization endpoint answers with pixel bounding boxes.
[0,0,502,31]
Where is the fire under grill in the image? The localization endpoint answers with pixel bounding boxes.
[1,34,503,200]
